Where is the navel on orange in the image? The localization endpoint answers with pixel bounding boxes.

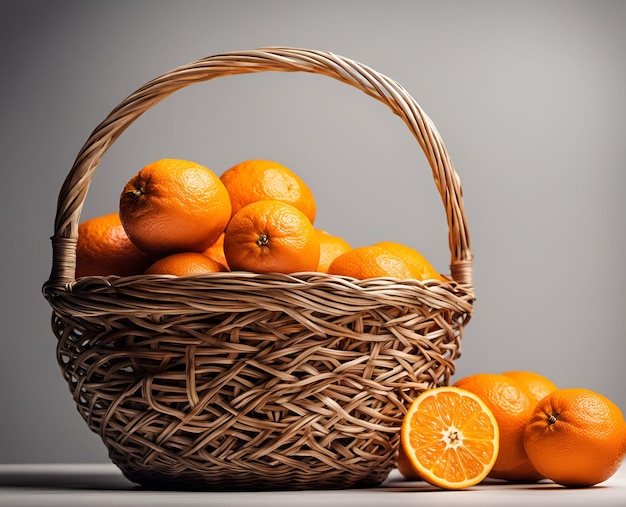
[524,388,626,487]
[119,158,231,257]
[220,159,316,223]
[400,386,499,490]
[144,252,227,276]
[75,212,152,278]
[223,200,320,274]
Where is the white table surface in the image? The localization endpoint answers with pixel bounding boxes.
[1,462,625,507]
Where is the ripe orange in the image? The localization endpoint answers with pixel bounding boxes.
[220,159,316,223]
[75,212,153,278]
[119,158,231,257]
[223,200,320,274]
[315,229,352,273]
[202,232,229,269]
[375,241,445,281]
[524,388,626,487]
[453,373,544,482]
[400,386,499,490]
[396,443,423,481]
[503,370,558,404]
[327,244,415,280]
[144,252,227,276]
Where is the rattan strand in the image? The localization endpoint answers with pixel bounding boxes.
[43,47,475,490]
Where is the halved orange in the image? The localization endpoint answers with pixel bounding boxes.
[400,386,500,490]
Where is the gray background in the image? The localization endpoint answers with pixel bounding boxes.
[1,0,624,463]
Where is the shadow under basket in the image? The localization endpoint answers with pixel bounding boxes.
[43,47,475,491]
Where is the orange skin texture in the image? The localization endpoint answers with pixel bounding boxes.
[453,373,544,482]
[374,241,445,281]
[315,230,352,273]
[223,200,320,274]
[524,388,626,487]
[144,252,227,276]
[220,159,316,224]
[75,212,153,278]
[202,233,229,269]
[327,244,417,280]
[503,370,558,404]
[396,440,423,481]
[119,159,231,257]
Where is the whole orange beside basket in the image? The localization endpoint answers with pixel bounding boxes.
[42,47,475,491]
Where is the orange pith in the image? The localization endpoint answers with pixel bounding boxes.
[400,386,499,490]
[220,159,316,223]
[223,200,320,274]
[119,158,231,257]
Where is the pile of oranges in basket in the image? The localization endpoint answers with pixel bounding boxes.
[76,157,447,282]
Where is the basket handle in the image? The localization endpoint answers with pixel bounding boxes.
[47,47,473,289]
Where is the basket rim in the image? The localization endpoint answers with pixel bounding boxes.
[45,46,473,292]
[44,269,474,322]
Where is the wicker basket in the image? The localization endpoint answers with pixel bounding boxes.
[43,47,475,491]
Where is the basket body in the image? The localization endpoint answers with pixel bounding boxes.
[44,47,475,490]
[50,273,472,490]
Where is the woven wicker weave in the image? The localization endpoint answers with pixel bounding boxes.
[43,47,475,491]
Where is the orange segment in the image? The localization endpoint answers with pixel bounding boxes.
[401,386,499,490]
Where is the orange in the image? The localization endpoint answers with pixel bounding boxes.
[375,241,445,281]
[202,233,229,269]
[327,244,415,280]
[396,439,423,481]
[315,229,352,273]
[503,370,558,404]
[144,252,227,276]
[75,212,153,278]
[220,159,316,223]
[524,388,626,487]
[453,373,544,482]
[119,159,231,257]
[400,386,499,490]
[223,200,320,274]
